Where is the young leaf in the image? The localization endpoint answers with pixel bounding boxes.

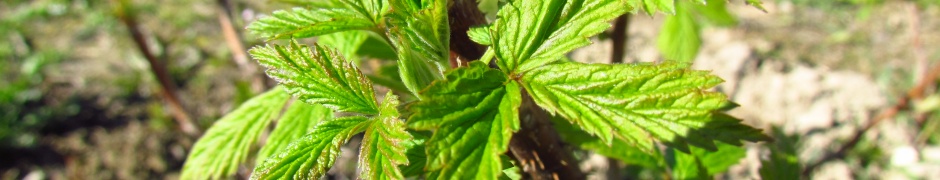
[408,61,521,179]
[182,87,290,180]
[250,40,379,114]
[657,2,701,62]
[385,0,450,97]
[255,101,333,165]
[468,25,493,46]
[491,0,628,74]
[247,7,378,40]
[521,61,771,153]
[251,116,370,179]
[359,92,412,179]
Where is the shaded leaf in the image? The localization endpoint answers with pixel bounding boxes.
[551,116,662,168]
[522,61,771,153]
[318,30,370,62]
[251,116,370,179]
[250,40,379,114]
[182,87,290,179]
[491,0,628,74]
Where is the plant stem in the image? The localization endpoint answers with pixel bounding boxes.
[611,14,631,63]
[114,0,200,136]
[216,0,265,93]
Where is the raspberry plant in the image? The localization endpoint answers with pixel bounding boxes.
[182,0,772,179]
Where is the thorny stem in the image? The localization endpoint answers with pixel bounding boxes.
[447,0,585,179]
[114,0,200,136]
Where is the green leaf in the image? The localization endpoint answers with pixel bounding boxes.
[658,2,701,62]
[247,6,379,40]
[385,0,450,97]
[693,0,737,26]
[551,116,662,168]
[670,149,710,180]
[491,0,628,74]
[522,61,771,153]
[360,92,412,179]
[182,87,291,180]
[251,116,370,179]
[318,30,370,62]
[400,131,430,177]
[759,128,800,180]
[255,101,333,165]
[631,0,677,15]
[670,142,746,179]
[407,61,521,179]
[468,25,493,46]
[746,0,768,12]
[250,40,379,114]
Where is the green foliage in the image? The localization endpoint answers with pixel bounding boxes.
[760,128,801,180]
[250,40,379,114]
[182,87,291,180]
[408,61,521,179]
[255,101,332,165]
[252,116,370,179]
[522,61,770,153]
[490,0,627,74]
[658,2,701,62]
[183,0,772,179]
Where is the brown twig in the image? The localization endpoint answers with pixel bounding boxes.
[801,40,940,178]
[216,0,265,93]
[611,14,631,64]
[114,0,200,136]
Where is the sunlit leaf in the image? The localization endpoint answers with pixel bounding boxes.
[182,87,290,180]
[250,40,379,114]
[490,0,628,74]
[408,61,521,179]
[522,61,771,153]
[360,92,412,179]
[251,116,370,179]
[255,101,332,165]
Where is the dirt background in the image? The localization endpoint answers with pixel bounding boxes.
[2,0,939,179]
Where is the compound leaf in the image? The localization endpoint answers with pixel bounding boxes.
[630,0,676,15]
[522,61,771,153]
[491,0,628,74]
[255,101,333,165]
[251,116,370,179]
[657,2,701,62]
[385,0,450,97]
[182,87,291,180]
[408,61,520,179]
[251,40,379,114]
[360,92,412,179]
